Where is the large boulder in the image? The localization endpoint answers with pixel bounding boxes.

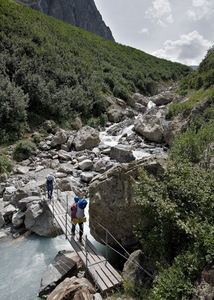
[122,249,153,286]
[24,201,60,237]
[51,130,67,147]
[73,126,100,151]
[110,146,135,163]
[12,210,25,228]
[134,115,165,143]
[0,211,5,228]
[39,250,81,298]
[89,155,167,249]
[47,277,96,300]
[150,91,178,106]
[17,196,41,212]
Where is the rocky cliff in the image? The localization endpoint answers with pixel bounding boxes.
[16,0,115,42]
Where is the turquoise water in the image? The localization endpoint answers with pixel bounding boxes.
[0,234,71,300]
[0,232,119,300]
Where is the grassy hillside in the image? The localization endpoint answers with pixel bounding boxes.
[0,0,192,143]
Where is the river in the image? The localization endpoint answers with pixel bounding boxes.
[0,201,120,300]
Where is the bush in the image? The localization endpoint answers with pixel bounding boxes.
[168,122,214,166]
[133,161,214,299]
[13,140,37,161]
[0,77,29,143]
[0,151,10,175]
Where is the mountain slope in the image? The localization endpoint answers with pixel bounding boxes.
[0,0,192,143]
[14,0,115,42]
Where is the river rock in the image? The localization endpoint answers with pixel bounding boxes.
[110,145,135,163]
[39,250,81,298]
[106,108,125,123]
[73,126,100,151]
[0,212,5,228]
[0,173,8,182]
[79,159,93,171]
[47,276,96,300]
[12,210,25,228]
[51,130,67,147]
[150,91,176,106]
[122,249,153,286]
[74,116,82,130]
[58,177,78,191]
[58,150,71,161]
[3,186,17,201]
[132,93,149,106]
[50,159,60,169]
[24,201,60,237]
[16,166,30,174]
[134,115,164,143]
[89,155,167,248]
[80,172,96,183]
[17,196,41,212]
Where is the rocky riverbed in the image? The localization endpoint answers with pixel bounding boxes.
[0,86,192,299]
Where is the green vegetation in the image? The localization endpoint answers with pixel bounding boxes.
[0,151,10,175]
[0,0,191,143]
[129,45,214,299]
[134,162,214,299]
[13,140,37,161]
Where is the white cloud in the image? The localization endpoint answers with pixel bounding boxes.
[146,0,173,26]
[187,0,214,20]
[152,30,212,65]
[139,28,149,35]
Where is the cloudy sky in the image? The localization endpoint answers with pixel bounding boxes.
[94,0,214,66]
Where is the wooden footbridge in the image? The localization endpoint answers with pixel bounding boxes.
[45,198,122,293]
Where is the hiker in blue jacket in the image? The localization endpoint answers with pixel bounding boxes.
[71,196,87,242]
[46,175,54,199]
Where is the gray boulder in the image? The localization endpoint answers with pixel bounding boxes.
[51,130,67,147]
[132,93,149,106]
[17,196,41,212]
[79,159,93,171]
[110,146,135,163]
[12,210,25,228]
[0,212,5,228]
[73,126,100,151]
[46,276,96,300]
[122,250,153,286]
[134,115,164,143]
[24,201,60,237]
[39,250,81,298]
[150,91,177,106]
[89,155,167,248]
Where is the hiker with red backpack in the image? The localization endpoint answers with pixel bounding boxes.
[71,196,87,242]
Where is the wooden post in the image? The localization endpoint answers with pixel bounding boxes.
[52,196,54,220]
[106,230,108,265]
[85,235,88,272]
[65,195,68,239]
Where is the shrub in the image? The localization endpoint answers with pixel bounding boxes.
[0,77,29,143]
[133,161,214,299]
[13,140,37,161]
[0,151,10,175]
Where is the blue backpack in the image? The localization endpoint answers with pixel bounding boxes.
[78,199,88,209]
